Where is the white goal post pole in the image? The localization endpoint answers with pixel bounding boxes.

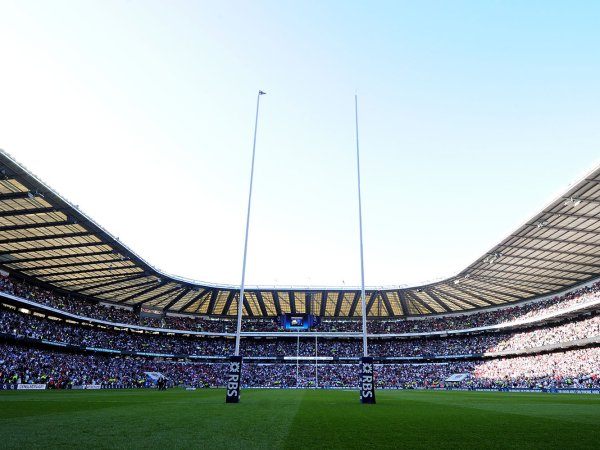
[355,94,368,357]
[234,90,265,356]
[356,94,376,404]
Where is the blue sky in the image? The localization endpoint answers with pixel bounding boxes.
[1,1,599,287]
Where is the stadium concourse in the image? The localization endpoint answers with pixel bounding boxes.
[1,151,600,392]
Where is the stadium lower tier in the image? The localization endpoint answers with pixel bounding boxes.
[1,342,599,389]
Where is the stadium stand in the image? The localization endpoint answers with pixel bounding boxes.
[1,151,600,392]
[1,273,600,390]
[2,342,599,390]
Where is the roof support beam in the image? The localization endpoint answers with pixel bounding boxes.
[221,291,236,315]
[151,285,189,310]
[270,292,282,316]
[0,192,37,201]
[162,288,192,310]
[450,284,500,305]
[404,291,436,314]
[333,292,344,317]
[348,292,361,317]
[256,292,268,317]
[398,290,410,316]
[4,250,116,264]
[567,196,600,206]
[0,231,93,245]
[527,223,600,237]
[463,283,523,301]
[494,258,599,275]
[468,277,542,297]
[380,291,394,317]
[423,290,452,312]
[243,294,254,317]
[26,266,140,277]
[193,289,214,314]
[133,286,181,306]
[206,290,219,315]
[470,273,564,290]
[508,234,600,249]
[177,289,210,313]
[506,234,600,248]
[498,243,600,260]
[117,282,166,303]
[319,291,327,317]
[272,292,282,316]
[86,279,157,298]
[218,291,235,316]
[68,274,150,293]
[543,210,600,222]
[472,266,581,283]
[289,291,296,314]
[0,242,107,256]
[16,257,128,271]
[507,254,600,271]
[37,272,136,285]
[305,292,311,315]
[431,288,483,309]
[0,207,57,217]
[0,220,74,232]
[366,291,379,316]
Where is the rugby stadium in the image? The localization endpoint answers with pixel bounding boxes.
[1,149,600,449]
[4,0,600,446]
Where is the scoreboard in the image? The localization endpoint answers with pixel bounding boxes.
[279,313,320,330]
[137,305,164,319]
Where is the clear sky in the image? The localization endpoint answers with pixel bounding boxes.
[0,1,599,288]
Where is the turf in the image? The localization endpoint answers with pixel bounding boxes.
[1,389,599,449]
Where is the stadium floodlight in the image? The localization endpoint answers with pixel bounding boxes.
[355,94,376,404]
[484,252,502,264]
[563,197,582,207]
[27,190,44,199]
[454,273,471,285]
[226,90,266,404]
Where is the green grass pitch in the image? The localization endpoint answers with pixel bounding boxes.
[1,388,600,449]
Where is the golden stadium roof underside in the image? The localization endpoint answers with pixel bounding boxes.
[1,150,600,318]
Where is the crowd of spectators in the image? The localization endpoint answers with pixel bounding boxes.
[3,258,600,393]
[1,304,599,359]
[2,275,600,336]
[321,281,600,334]
[473,347,600,389]
[0,275,233,333]
[0,307,227,356]
[1,342,598,390]
[490,315,600,353]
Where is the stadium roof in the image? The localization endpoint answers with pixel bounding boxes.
[1,150,600,318]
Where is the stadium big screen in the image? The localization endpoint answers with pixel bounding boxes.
[136,305,164,319]
[279,313,320,330]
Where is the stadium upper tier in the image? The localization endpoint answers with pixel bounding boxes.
[1,150,600,318]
